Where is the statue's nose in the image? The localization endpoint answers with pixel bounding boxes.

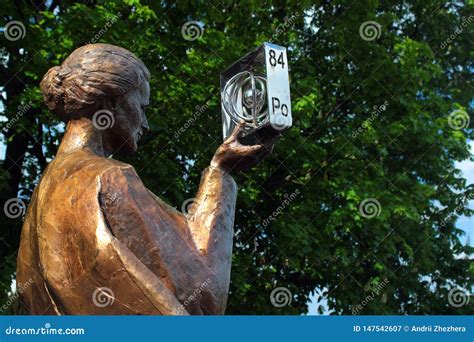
[141,119,150,134]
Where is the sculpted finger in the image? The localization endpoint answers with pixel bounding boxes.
[239,143,265,156]
[228,121,246,142]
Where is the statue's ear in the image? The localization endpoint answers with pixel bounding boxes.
[101,96,118,112]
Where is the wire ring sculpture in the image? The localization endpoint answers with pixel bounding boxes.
[222,71,268,132]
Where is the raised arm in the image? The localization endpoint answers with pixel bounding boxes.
[187,122,277,256]
[185,122,278,308]
[185,165,237,309]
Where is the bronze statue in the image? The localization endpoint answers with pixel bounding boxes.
[16,44,277,315]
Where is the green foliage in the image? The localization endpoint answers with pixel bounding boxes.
[0,0,472,315]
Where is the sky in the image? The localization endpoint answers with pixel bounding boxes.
[455,140,474,246]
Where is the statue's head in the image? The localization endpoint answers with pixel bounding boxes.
[40,43,150,154]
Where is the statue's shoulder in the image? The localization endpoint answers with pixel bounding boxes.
[50,149,136,179]
[39,150,144,209]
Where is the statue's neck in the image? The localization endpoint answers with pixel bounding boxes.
[58,118,107,157]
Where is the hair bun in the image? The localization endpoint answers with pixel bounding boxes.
[40,66,66,118]
[39,44,150,121]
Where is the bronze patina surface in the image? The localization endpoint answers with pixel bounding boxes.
[16,44,277,315]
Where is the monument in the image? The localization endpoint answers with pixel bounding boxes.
[16,43,289,315]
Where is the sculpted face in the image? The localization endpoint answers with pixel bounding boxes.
[39,44,151,157]
[102,81,150,155]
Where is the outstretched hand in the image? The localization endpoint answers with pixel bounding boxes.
[211,121,280,174]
